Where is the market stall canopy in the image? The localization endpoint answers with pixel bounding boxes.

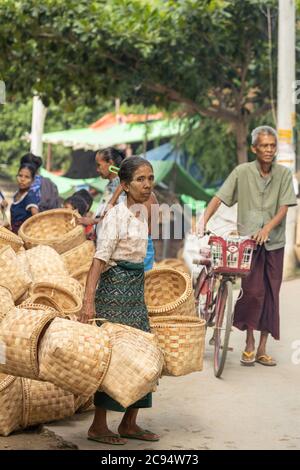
[42,118,186,151]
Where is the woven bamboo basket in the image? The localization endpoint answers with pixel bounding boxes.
[25,245,68,282]
[30,276,83,315]
[16,250,32,280]
[74,395,94,413]
[0,286,14,323]
[18,209,86,254]
[61,240,95,275]
[21,295,64,314]
[38,317,111,396]
[0,227,24,253]
[21,378,75,427]
[15,290,30,306]
[99,322,164,408]
[71,264,90,289]
[144,267,196,317]
[150,315,206,376]
[155,258,190,275]
[0,374,23,436]
[0,246,32,301]
[0,306,57,379]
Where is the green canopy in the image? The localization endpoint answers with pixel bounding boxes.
[42,119,186,150]
[42,160,211,203]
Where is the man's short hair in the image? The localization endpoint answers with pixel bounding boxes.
[251,126,278,146]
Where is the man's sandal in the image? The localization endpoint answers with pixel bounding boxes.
[240,350,255,366]
[255,354,277,366]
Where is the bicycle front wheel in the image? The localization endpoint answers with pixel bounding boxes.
[213,279,233,378]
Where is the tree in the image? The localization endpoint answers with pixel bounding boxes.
[0,0,278,164]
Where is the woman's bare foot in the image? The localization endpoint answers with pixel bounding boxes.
[118,424,160,441]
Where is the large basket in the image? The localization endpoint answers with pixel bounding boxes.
[38,317,111,396]
[21,295,64,314]
[74,395,94,413]
[0,286,14,323]
[99,322,163,408]
[25,245,68,282]
[0,246,32,301]
[144,267,196,317]
[19,209,86,254]
[21,378,75,428]
[0,227,24,253]
[71,265,90,289]
[0,306,56,379]
[150,316,206,376]
[0,374,23,436]
[61,240,95,275]
[155,258,190,275]
[30,276,83,315]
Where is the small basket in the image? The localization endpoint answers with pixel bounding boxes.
[144,267,196,317]
[25,245,68,282]
[99,322,164,408]
[0,286,14,323]
[0,374,23,436]
[0,246,32,301]
[21,378,75,428]
[155,258,190,275]
[61,240,95,275]
[209,236,256,275]
[0,227,24,253]
[38,317,111,396]
[30,276,83,315]
[20,296,64,314]
[19,209,86,254]
[150,315,206,376]
[0,306,57,379]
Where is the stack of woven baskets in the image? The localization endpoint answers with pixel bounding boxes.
[145,267,206,377]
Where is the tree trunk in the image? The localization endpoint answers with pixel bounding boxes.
[234,118,249,164]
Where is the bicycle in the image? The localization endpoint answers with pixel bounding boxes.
[193,232,256,378]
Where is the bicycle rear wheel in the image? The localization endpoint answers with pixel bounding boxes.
[213,279,233,378]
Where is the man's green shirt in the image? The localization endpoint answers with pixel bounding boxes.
[216,161,297,250]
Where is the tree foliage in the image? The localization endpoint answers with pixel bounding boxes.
[0,0,278,167]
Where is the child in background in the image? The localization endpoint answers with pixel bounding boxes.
[10,163,39,234]
[63,189,94,237]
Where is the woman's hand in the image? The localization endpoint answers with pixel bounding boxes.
[79,301,96,324]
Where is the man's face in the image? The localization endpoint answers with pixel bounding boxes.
[251,134,277,165]
[95,153,112,179]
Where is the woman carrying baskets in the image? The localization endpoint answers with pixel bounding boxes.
[79,156,159,446]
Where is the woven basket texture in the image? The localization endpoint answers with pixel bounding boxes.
[21,378,75,427]
[25,245,68,282]
[155,258,190,275]
[0,227,24,253]
[99,322,163,408]
[0,286,14,323]
[74,395,94,413]
[16,250,32,280]
[30,276,83,315]
[150,315,206,376]
[21,295,64,314]
[0,306,56,379]
[144,267,196,317]
[0,374,23,436]
[38,317,111,396]
[15,290,30,306]
[18,209,86,254]
[71,264,90,289]
[0,246,32,301]
[61,240,95,275]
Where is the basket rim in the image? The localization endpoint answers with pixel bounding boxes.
[19,208,81,243]
[0,227,24,246]
[0,374,17,392]
[31,281,82,300]
[150,315,206,327]
[145,267,193,313]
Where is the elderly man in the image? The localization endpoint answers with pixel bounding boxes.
[200,126,297,366]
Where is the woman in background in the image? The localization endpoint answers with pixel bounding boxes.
[10,163,39,233]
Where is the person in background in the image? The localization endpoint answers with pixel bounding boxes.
[77,147,126,236]
[10,163,39,233]
[199,126,297,367]
[79,156,159,446]
[64,189,93,236]
[20,153,60,211]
